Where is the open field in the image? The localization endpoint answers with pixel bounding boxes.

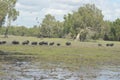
[0,35,120,67]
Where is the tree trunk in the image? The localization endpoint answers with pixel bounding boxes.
[4,17,11,38]
[4,27,9,38]
[75,33,80,41]
[75,29,85,41]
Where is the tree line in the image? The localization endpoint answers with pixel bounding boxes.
[0,0,120,41]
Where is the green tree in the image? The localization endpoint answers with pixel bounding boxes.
[4,0,19,38]
[27,25,40,37]
[63,4,104,41]
[103,18,120,41]
[63,13,73,35]
[108,18,120,41]
[51,21,63,38]
[0,0,8,26]
[103,21,112,40]
[40,14,56,38]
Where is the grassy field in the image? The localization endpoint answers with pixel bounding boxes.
[0,35,120,69]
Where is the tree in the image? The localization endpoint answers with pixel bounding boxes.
[40,14,55,37]
[4,0,19,38]
[113,18,120,40]
[108,18,120,41]
[27,25,40,37]
[40,14,64,38]
[103,21,112,40]
[63,4,104,41]
[102,18,120,41]
[63,13,73,34]
[0,0,8,26]
[51,21,64,38]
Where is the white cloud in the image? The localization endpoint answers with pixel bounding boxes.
[12,0,120,27]
[45,8,68,15]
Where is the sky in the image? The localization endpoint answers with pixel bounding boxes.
[12,0,120,27]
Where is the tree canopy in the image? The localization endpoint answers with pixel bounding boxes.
[40,14,63,38]
[63,4,104,41]
[0,0,8,26]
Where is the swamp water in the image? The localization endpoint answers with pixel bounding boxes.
[0,56,120,80]
[0,62,120,80]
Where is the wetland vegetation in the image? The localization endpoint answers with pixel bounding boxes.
[0,36,120,80]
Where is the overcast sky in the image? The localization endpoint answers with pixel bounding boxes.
[12,0,120,27]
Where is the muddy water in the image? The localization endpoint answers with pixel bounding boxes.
[0,61,120,80]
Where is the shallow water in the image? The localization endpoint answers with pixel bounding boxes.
[0,61,120,80]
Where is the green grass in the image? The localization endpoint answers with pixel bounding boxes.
[0,35,120,69]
